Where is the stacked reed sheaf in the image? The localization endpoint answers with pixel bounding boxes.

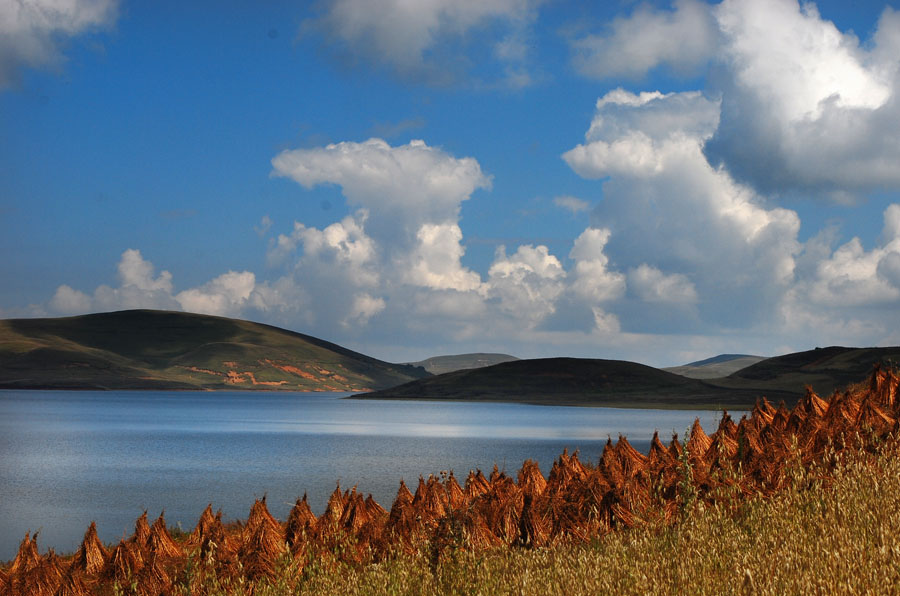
[2,366,899,595]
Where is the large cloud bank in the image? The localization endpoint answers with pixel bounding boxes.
[41,0,900,364]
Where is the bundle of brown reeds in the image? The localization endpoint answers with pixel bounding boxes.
[237,497,288,581]
[71,522,106,575]
[3,365,899,595]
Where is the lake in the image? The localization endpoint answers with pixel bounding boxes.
[0,390,737,561]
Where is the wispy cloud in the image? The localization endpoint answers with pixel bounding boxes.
[553,195,590,214]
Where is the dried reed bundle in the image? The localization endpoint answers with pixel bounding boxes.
[382,480,428,551]
[463,469,491,502]
[243,497,282,539]
[237,511,288,581]
[316,485,348,535]
[516,460,547,498]
[870,364,898,407]
[597,440,625,491]
[191,508,241,580]
[9,532,41,576]
[476,474,523,544]
[798,387,830,420]
[132,553,171,596]
[237,501,288,582]
[648,431,675,472]
[770,402,792,433]
[856,395,895,433]
[458,509,503,550]
[364,494,387,519]
[335,490,387,561]
[614,436,649,480]
[285,495,317,552]
[444,472,466,510]
[412,475,448,522]
[102,539,144,583]
[358,494,389,552]
[54,568,91,596]
[70,521,107,575]
[518,493,551,547]
[186,504,217,550]
[148,513,183,560]
[338,489,369,534]
[706,418,740,463]
[130,511,151,550]
[11,549,65,596]
[687,419,712,460]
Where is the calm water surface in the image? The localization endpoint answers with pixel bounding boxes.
[0,390,736,560]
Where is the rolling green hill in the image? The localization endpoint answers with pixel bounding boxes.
[0,310,427,391]
[357,347,900,409]
[355,357,786,409]
[704,345,900,397]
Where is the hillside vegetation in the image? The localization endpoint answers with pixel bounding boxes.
[3,366,899,594]
[361,347,900,409]
[0,310,426,391]
[358,357,775,408]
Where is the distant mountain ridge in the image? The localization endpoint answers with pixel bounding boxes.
[664,354,767,379]
[358,346,900,409]
[686,354,758,367]
[0,310,427,391]
[407,353,518,375]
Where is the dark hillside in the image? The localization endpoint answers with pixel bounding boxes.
[356,357,785,409]
[706,346,900,398]
[0,310,427,391]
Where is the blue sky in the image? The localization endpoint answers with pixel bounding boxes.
[3,0,900,367]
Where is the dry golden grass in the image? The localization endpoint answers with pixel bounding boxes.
[257,440,900,595]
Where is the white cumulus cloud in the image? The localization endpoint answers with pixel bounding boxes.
[796,204,900,307]
[488,244,565,324]
[571,0,717,80]
[47,249,259,319]
[568,227,626,304]
[175,271,257,317]
[272,139,490,241]
[628,264,698,304]
[565,88,801,329]
[407,223,484,293]
[0,0,117,88]
[705,0,900,196]
[49,284,92,315]
[304,0,542,85]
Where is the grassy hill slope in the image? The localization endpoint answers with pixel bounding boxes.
[358,347,900,409]
[355,357,782,409]
[0,310,427,391]
[704,345,900,397]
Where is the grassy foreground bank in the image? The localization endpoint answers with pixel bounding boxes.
[176,439,900,595]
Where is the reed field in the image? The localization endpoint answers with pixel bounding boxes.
[3,366,900,595]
